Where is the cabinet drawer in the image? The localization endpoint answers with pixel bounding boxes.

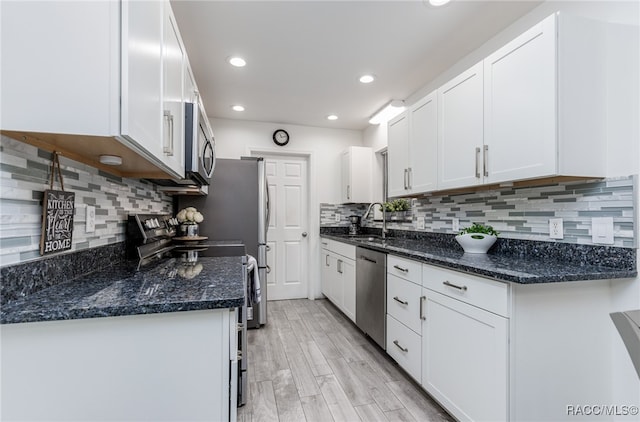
[422,265,509,317]
[386,315,421,383]
[387,255,422,285]
[320,239,356,261]
[387,274,423,333]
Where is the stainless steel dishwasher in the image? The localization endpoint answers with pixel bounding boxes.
[356,246,387,349]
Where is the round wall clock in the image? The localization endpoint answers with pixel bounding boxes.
[272,129,290,146]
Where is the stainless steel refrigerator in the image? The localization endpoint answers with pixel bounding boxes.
[176,157,268,329]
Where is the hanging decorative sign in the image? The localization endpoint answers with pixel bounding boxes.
[40,152,75,256]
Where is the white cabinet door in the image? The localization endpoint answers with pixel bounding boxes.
[408,92,438,194]
[387,112,410,197]
[161,4,186,177]
[387,314,422,382]
[121,0,164,160]
[484,14,556,184]
[321,249,333,300]
[340,257,356,323]
[437,62,484,190]
[341,147,372,203]
[422,290,508,422]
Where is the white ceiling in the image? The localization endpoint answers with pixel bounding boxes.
[171,0,543,131]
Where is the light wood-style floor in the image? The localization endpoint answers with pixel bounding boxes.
[238,298,454,422]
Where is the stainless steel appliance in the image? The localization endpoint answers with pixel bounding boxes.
[356,246,387,349]
[126,213,249,408]
[151,99,215,195]
[348,215,360,235]
[177,157,269,329]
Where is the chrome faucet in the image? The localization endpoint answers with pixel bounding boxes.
[362,202,387,240]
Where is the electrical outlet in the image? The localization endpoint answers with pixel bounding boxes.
[86,205,96,233]
[334,213,341,223]
[549,218,563,239]
[452,218,460,232]
[416,217,425,230]
[592,217,614,244]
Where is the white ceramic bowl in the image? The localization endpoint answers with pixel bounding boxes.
[455,233,497,254]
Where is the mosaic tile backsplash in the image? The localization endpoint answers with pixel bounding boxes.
[0,135,173,266]
[321,176,637,248]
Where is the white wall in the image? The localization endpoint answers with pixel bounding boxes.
[210,117,363,299]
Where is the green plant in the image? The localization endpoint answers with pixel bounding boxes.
[378,199,411,213]
[458,222,499,237]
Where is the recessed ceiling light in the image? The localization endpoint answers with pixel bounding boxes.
[228,56,246,67]
[429,0,451,6]
[327,115,338,121]
[359,74,375,84]
[232,105,245,112]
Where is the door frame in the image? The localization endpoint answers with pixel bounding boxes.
[248,147,316,300]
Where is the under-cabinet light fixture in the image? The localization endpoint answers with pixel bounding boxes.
[99,155,122,166]
[368,100,405,125]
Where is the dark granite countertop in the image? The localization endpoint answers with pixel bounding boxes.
[1,255,245,325]
[321,233,636,284]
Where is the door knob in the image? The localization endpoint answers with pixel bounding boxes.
[302,232,308,237]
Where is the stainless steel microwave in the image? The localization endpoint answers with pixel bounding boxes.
[185,101,215,185]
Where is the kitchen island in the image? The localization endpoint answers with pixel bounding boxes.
[1,254,244,422]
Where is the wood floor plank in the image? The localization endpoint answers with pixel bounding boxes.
[272,369,306,422]
[290,318,315,344]
[327,330,363,363]
[300,394,335,422]
[355,403,390,422]
[300,340,333,377]
[312,333,344,361]
[264,324,290,372]
[386,380,453,422]
[326,358,375,407]
[356,341,404,383]
[278,328,321,397]
[317,374,362,422]
[384,408,418,422]
[250,380,279,422]
[350,360,404,412]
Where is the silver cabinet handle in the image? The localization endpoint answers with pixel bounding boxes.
[393,296,408,306]
[393,265,408,273]
[393,340,408,353]
[403,169,408,190]
[347,185,350,200]
[337,259,343,274]
[302,232,308,238]
[321,242,328,246]
[325,254,330,266]
[420,296,426,320]
[443,280,467,291]
[475,147,481,178]
[163,110,174,156]
[407,167,412,190]
[483,145,489,177]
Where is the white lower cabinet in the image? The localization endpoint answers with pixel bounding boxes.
[320,239,356,322]
[422,291,508,422]
[386,314,422,382]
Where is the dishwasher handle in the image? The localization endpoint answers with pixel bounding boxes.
[359,255,378,264]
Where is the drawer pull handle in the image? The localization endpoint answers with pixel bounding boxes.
[393,296,408,306]
[443,280,468,291]
[419,296,426,320]
[393,340,408,353]
[393,265,409,273]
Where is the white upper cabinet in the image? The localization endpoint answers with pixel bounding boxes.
[121,0,164,162]
[408,92,438,194]
[1,0,187,179]
[341,146,372,203]
[161,4,186,177]
[387,112,410,198]
[388,92,438,198]
[437,62,484,190]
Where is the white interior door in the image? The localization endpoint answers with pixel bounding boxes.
[263,155,309,300]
